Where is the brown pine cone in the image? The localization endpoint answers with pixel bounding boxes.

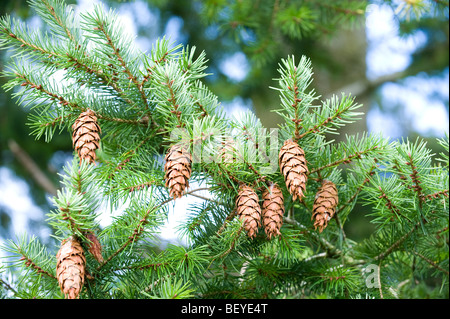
[72,109,101,164]
[164,144,192,199]
[236,184,261,239]
[56,236,86,299]
[262,183,285,239]
[312,180,339,232]
[85,231,103,264]
[279,139,308,201]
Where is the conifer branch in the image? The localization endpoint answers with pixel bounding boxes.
[336,165,377,215]
[42,0,75,42]
[97,206,157,271]
[19,255,56,279]
[373,220,425,262]
[164,79,185,128]
[287,81,303,140]
[17,72,151,127]
[0,278,18,295]
[141,51,169,87]
[376,186,412,223]
[242,125,271,163]
[125,181,159,193]
[412,251,449,275]
[297,98,360,140]
[94,19,149,110]
[97,187,211,272]
[1,26,59,57]
[108,135,154,179]
[284,217,344,260]
[406,153,424,205]
[424,189,449,201]
[119,262,170,272]
[0,0,447,299]
[309,146,379,175]
[318,3,365,16]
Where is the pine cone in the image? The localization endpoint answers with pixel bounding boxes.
[164,144,192,199]
[236,184,261,239]
[85,231,103,264]
[72,109,101,164]
[262,183,285,239]
[56,236,86,299]
[312,180,339,232]
[279,139,308,201]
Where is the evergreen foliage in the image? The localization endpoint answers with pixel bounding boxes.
[0,0,448,299]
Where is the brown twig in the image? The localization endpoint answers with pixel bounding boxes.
[7,139,58,196]
[309,146,378,175]
[412,251,449,275]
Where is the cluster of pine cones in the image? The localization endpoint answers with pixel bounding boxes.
[66,110,340,298]
[71,109,339,240]
[233,139,339,239]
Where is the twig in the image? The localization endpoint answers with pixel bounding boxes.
[374,220,425,262]
[284,216,343,258]
[412,251,449,275]
[0,278,18,296]
[8,139,58,196]
[187,192,225,206]
[309,146,378,175]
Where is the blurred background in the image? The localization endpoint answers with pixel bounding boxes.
[0,0,448,248]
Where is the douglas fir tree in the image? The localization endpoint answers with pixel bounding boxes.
[0,0,448,299]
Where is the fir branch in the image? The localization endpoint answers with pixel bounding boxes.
[2,16,142,110]
[376,186,412,223]
[318,3,365,16]
[406,152,425,205]
[19,255,56,279]
[283,217,349,262]
[309,145,379,175]
[94,17,149,110]
[373,220,426,262]
[0,278,18,296]
[16,71,151,126]
[297,94,361,139]
[41,0,76,42]
[16,72,79,109]
[141,50,169,87]
[424,189,449,201]
[192,96,209,119]
[0,24,59,57]
[216,209,237,236]
[108,135,153,179]
[97,206,156,271]
[97,188,211,271]
[141,37,182,87]
[164,78,185,128]
[412,250,449,275]
[187,192,225,206]
[241,125,271,163]
[117,262,170,273]
[336,164,377,215]
[287,77,303,140]
[214,223,245,260]
[1,235,56,283]
[125,181,159,193]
